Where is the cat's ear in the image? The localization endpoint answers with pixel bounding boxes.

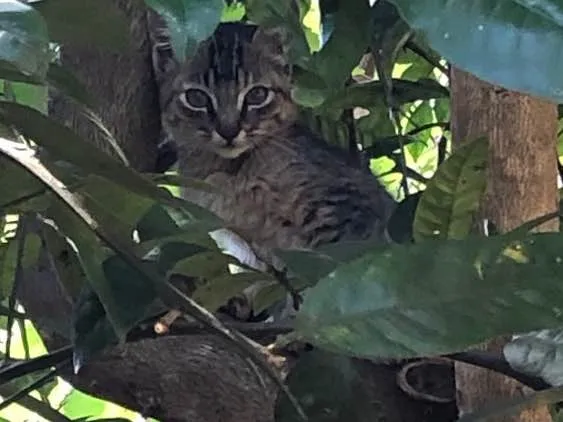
[251,26,290,62]
[147,11,180,81]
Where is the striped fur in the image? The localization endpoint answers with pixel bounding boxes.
[161,22,396,270]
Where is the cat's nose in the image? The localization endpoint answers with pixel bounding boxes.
[216,124,241,144]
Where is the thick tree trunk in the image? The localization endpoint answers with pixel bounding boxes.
[450,68,559,421]
[48,0,162,172]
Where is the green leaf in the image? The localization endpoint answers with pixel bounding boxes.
[193,271,270,311]
[388,0,563,102]
[221,1,245,22]
[277,249,338,286]
[0,1,50,80]
[413,137,487,241]
[33,0,130,50]
[1,80,47,113]
[245,0,311,64]
[275,350,371,422]
[0,101,217,222]
[168,250,234,279]
[50,202,136,341]
[0,153,51,213]
[76,175,155,234]
[304,0,372,91]
[318,78,448,120]
[387,192,421,243]
[72,287,117,368]
[294,232,563,360]
[144,0,223,59]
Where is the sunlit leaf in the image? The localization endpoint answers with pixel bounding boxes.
[413,137,487,241]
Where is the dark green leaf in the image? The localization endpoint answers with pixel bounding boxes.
[169,250,234,279]
[72,287,117,368]
[275,350,371,422]
[387,192,421,243]
[76,175,155,234]
[295,232,563,360]
[0,229,40,301]
[0,1,50,79]
[304,0,372,90]
[245,0,311,64]
[1,80,47,112]
[504,328,563,387]
[318,78,448,120]
[389,0,563,102]
[144,0,223,59]
[277,249,337,286]
[193,271,270,311]
[413,137,487,241]
[34,0,130,50]
[0,152,51,213]
[50,201,134,340]
[136,203,181,242]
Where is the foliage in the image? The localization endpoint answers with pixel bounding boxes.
[0,0,561,421]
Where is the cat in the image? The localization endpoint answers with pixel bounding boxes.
[154,20,396,317]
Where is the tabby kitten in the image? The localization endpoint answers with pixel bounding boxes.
[159,21,395,276]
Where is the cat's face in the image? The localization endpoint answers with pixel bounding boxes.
[163,23,298,159]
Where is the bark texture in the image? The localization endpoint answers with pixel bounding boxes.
[48,0,162,171]
[450,68,559,421]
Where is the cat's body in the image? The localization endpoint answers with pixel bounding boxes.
[159,21,395,272]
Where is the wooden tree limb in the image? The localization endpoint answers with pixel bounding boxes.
[48,0,162,172]
[450,68,558,422]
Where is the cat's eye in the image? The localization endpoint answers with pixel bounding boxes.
[181,88,210,111]
[244,86,272,108]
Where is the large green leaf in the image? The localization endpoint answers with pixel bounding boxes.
[0,1,50,80]
[33,0,130,50]
[389,0,563,102]
[144,0,223,59]
[318,78,448,120]
[413,137,487,242]
[294,232,563,360]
